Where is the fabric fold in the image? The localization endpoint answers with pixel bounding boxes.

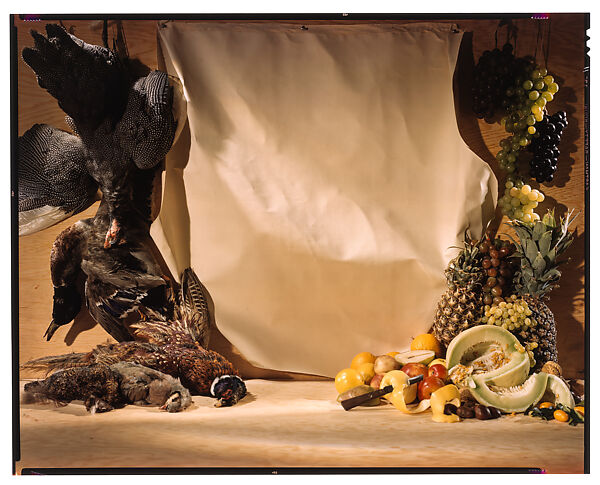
[153,21,497,377]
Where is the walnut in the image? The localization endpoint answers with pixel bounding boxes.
[541,361,562,377]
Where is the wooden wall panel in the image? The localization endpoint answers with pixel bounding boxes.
[14,15,587,379]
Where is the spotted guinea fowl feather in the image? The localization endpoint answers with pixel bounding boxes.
[18,124,99,236]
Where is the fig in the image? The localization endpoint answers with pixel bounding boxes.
[373,355,401,374]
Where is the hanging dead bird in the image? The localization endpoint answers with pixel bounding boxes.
[44,198,175,342]
[22,319,246,408]
[20,23,176,248]
[17,124,100,236]
[23,361,192,413]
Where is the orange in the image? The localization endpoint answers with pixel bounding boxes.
[334,368,364,394]
[350,351,376,369]
[410,334,442,358]
[355,362,375,384]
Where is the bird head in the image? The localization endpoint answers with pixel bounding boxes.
[160,389,192,413]
[210,375,247,407]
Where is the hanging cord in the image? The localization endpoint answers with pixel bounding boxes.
[533,19,543,65]
[542,18,552,70]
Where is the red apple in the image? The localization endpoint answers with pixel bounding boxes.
[369,374,384,390]
[417,376,445,401]
[428,364,448,381]
[400,363,428,379]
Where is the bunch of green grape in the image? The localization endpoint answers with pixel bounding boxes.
[480,296,540,364]
[496,65,559,176]
[498,176,545,222]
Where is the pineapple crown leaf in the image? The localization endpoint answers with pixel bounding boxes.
[506,207,578,298]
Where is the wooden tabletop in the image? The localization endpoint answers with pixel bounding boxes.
[17,379,585,473]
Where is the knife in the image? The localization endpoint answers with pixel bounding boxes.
[340,374,424,411]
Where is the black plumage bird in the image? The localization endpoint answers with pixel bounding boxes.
[23,361,192,413]
[20,23,176,248]
[17,124,99,236]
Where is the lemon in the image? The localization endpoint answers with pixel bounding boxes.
[350,351,376,369]
[355,362,375,384]
[410,334,442,358]
[334,368,364,394]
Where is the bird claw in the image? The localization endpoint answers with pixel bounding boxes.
[43,320,60,341]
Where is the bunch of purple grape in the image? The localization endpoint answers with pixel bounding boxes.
[527,111,568,183]
[471,43,520,120]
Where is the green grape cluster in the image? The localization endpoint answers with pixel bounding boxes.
[495,64,559,177]
[480,296,540,365]
[498,177,545,223]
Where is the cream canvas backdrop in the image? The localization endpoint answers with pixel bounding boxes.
[151,22,498,377]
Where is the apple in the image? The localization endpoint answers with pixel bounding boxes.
[369,373,384,390]
[428,364,448,381]
[400,363,428,379]
[417,376,445,401]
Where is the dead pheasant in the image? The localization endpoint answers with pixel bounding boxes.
[22,307,245,407]
[23,362,192,413]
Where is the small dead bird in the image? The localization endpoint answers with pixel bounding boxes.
[23,362,191,413]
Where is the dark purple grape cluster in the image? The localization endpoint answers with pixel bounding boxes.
[527,111,568,183]
[472,43,517,119]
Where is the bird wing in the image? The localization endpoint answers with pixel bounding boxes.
[130,319,197,349]
[116,70,177,170]
[22,24,128,131]
[18,124,99,236]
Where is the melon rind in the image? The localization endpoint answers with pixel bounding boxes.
[534,374,576,409]
[469,372,549,413]
[446,325,530,387]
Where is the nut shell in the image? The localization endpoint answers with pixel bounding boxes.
[541,361,562,377]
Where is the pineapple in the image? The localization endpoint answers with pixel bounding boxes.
[433,231,486,349]
[508,209,577,371]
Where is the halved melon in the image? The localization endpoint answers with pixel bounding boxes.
[535,374,576,409]
[446,325,530,388]
[469,372,549,413]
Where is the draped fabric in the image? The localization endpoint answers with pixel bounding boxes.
[151,22,497,377]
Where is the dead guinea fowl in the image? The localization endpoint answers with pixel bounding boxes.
[20,23,176,248]
[23,361,192,413]
[17,124,99,236]
[22,319,246,408]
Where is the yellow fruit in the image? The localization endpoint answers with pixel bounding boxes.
[410,334,442,358]
[539,402,554,409]
[350,352,376,369]
[428,358,447,368]
[355,362,375,384]
[334,368,364,394]
[553,409,569,422]
[386,351,400,358]
[575,406,585,416]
